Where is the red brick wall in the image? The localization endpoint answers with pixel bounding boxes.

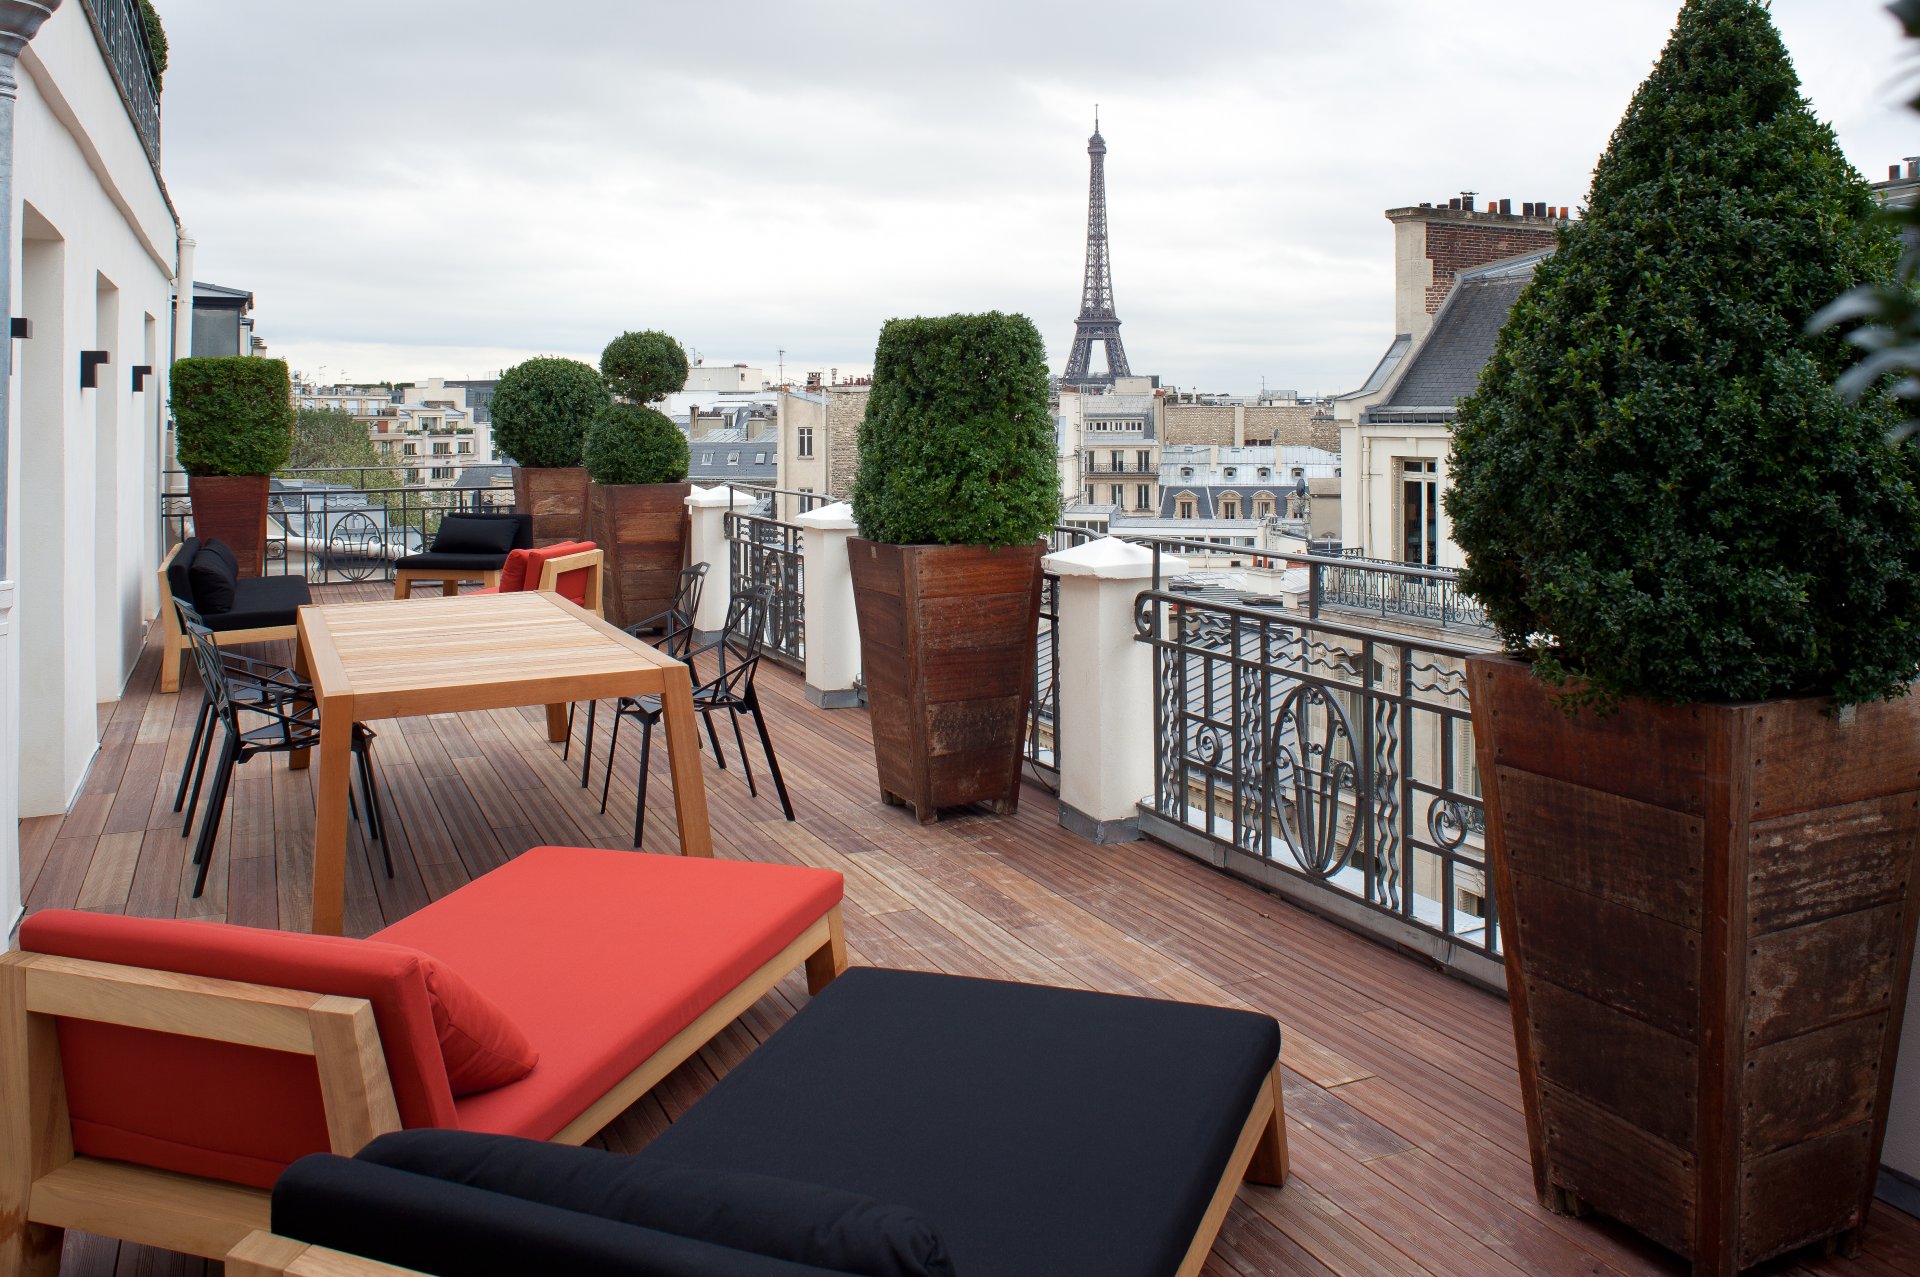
[1424,222,1557,314]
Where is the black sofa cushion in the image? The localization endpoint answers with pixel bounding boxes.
[430,514,523,555]
[354,1130,952,1277]
[186,542,238,614]
[642,968,1281,1277]
[201,575,312,632]
[165,538,201,607]
[274,1154,845,1277]
[201,538,241,580]
[394,550,519,572]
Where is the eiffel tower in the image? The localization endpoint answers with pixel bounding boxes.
[1062,111,1131,387]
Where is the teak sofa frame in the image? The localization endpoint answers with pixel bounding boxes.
[0,906,846,1274]
[157,543,299,695]
[393,546,604,615]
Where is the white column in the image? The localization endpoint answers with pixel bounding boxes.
[684,486,733,636]
[793,501,859,708]
[1044,537,1186,844]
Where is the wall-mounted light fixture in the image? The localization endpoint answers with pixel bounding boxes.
[9,318,28,340]
[131,364,153,391]
[80,350,110,389]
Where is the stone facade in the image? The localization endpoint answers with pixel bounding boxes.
[1386,202,1564,345]
[1163,403,1334,449]
[823,384,870,501]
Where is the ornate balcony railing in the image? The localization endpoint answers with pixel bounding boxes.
[1134,589,1499,979]
[81,0,161,168]
[725,505,804,670]
[1303,554,1493,633]
[161,467,516,584]
[1025,526,1099,776]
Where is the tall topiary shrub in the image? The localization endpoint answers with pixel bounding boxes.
[1446,0,1919,708]
[583,403,689,485]
[601,330,690,404]
[491,357,611,468]
[851,312,1057,547]
[172,357,293,476]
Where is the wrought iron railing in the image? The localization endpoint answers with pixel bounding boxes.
[81,0,162,167]
[725,507,804,670]
[1134,590,1498,978]
[1302,554,1492,632]
[1024,526,1099,775]
[162,467,516,584]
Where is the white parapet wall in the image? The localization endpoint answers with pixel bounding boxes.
[793,501,859,708]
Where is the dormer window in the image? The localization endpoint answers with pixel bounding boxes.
[1223,467,1236,479]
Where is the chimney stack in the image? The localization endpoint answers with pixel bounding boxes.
[1448,197,1461,210]
[1895,165,1904,181]
[1908,157,1920,179]
[1461,191,1476,211]
[1499,198,1512,215]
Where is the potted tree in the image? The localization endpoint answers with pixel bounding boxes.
[847,312,1057,823]
[585,331,692,628]
[1447,3,1920,1272]
[171,356,293,578]
[492,356,611,546]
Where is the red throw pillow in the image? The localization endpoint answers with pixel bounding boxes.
[527,541,597,605]
[497,547,533,593]
[416,952,541,1095]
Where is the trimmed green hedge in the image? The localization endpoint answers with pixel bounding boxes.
[583,403,689,486]
[491,357,610,469]
[601,330,689,404]
[1446,0,1919,708]
[851,312,1057,546]
[171,357,292,477]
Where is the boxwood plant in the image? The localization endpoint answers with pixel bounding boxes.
[491,357,611,468]
[601,330,690,404]
[1445,0,1920,708]
[171,357,293,477]
[583,403,689,486]
[851,312,1058,547]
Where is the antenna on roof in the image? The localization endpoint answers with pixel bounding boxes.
[1094,104,1100,132]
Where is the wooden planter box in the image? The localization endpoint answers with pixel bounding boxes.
[847,538,1043,823]
[588,481,690,630]
[512,465,590,547]
[186,474,270,578]
[1468,655,1920,1275]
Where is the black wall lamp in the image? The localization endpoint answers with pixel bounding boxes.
[10,318,28,340]
[132,364,153,391]
[80,350,110,389]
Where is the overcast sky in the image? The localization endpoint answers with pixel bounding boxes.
[158,0,1913,397]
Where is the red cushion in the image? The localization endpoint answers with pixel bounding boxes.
[497,547,533,593]
[372,846,844,1141]
[16,913,524,1188]
[523,541,596,606]
[420,959,539,1095]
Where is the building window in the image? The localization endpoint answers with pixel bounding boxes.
[1180,467,1193,478]
[1111,485,1125,506]
[1403,458,1439,566]
[1179,499,1195,519]
[1137,450,1152,471]
[1220,496,1240,519]
[755,451,768,464]
[1086,485,1095,505]
[1223,467,1236,479]
[727,452,740,465]
[1111,450,1123,471]
[1258,467,1270,479]
[702,452,714,465]
[1136,484,1151,510]
[1255,498,1273,518]
[798,427,814,458]
[1292,467,1305,479]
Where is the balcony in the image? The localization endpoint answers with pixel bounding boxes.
[79,0,161,167]
[27,572,1920,1274]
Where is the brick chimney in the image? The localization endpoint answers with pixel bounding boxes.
[1384,196,1564,344]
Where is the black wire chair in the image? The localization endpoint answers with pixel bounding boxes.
[568,562,710,787]
[174,601,392,898]
[598,583,794,848]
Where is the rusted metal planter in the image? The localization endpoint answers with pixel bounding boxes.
[588,480,690,630]
[848,538,1044,823]
[185,474,269,577]
[512,465,590,547]
[1468,654,1920,1275]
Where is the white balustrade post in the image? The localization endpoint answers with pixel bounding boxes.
[1045,537,1186,844]
[793,501,861,708]
[684,486,734,638]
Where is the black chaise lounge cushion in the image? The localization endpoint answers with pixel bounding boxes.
[202,576,312,631]
[642,968,1281,1277]
[273,1154,848,1277]
[430,514,521,556]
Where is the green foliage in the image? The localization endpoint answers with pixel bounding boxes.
[600,330,689,403]
[851,312,1058,547]
[583,403,689,486]
[139,0,167,90]
[490,357,610,469]
[288,406,398,491]
[1446,0,1919,708]
[172,357,294,478]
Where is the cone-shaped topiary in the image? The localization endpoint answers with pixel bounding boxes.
[172,357,293,476]
[851,312,1058,547]
[1445,0,1918,708]
[583,403,689,486]
[601,330,689,404]
[491,357,611,469]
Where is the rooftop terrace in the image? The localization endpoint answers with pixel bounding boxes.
[23,582,1920,1276]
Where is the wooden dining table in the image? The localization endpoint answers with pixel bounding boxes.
[291,590,713,934]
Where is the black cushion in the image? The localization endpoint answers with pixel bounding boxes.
[642,968,1281,1277]
[202,575,311,632]
[355,1131,952,1277]
[201,538,241,580]
[430,514,520,555]
[165,539,201,605]
[187,543,238,615]
[273,1154,844,1277]
[395,551,516,572]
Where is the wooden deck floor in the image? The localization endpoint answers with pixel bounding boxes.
[20,583,1920,1277]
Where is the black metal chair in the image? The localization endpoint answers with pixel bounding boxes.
[175,601,392,898]
[568,562,710,786]
[598,583,794,848]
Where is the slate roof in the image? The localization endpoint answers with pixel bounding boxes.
[1373,251,1549,415]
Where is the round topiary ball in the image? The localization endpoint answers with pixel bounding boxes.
[600,331,690,404]
[583,403,690,486]
[491,357,611,469]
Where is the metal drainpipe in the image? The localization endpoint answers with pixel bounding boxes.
[0,1,59,576]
